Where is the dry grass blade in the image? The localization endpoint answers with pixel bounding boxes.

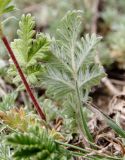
[86,102,125,139]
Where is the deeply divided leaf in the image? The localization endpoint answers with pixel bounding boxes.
[8,14,50,87]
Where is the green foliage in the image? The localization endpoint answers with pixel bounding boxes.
[0,107,41,132]
[97,43,114,66]
[1,0,125,159]
[8,14,50,89]
[0,135,12,160]
[102,0,125,69]
[0,1,125,159]
[42,11,105,100]
[0,92,17,111]
[62,95,78,134]
[0,0,15,17]
[41,10,105,141]
[40,98,60,122]
[106,24,125,68]
[7,126,71,160]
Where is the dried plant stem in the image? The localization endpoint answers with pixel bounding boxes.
[101,77,120,95]
[91,0,99,33]
[0,28,46,121]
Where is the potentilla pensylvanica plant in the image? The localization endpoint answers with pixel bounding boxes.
[1,0,125,160]
[0,0,46,121]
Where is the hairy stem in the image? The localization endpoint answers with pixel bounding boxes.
[70,31,92,142]
[70,33,93,142]
[0,27,46,121]
[75,81,93,142]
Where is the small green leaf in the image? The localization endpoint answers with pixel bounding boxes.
[7,126,71,160]
[8,14,51,87]
[0,0,15,16]
[2,6,15,14]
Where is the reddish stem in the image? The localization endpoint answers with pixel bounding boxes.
[2,36,46,121]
